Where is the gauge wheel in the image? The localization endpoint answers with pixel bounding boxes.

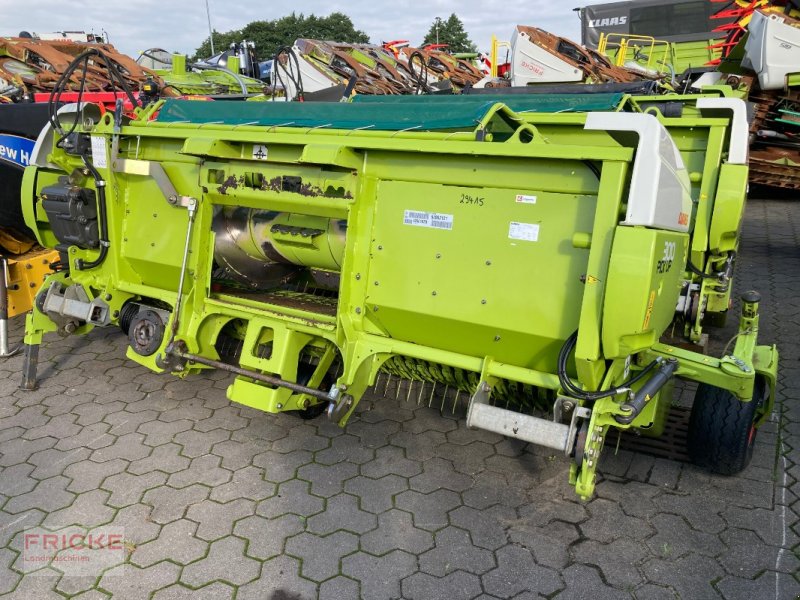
[687,378,765,475]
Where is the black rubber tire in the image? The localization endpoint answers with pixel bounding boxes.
[295,401,328,420]
[687,381,763,475]
[291,362,331,420]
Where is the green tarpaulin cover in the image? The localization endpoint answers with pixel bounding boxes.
[155,92,624,131]
[351,92,625,114]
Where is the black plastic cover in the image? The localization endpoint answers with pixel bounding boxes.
[40,182,99,249]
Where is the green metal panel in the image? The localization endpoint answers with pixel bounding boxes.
[602,226,690,358]
[709,163,748,254]
[363,179,597,372]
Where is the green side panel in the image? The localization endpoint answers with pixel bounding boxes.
[607,39,719,75]
[119,172,186,288]
[666,40,720,73]
[602,227,689,358]
[708,163,747,255]
[352,92,626,113]
[362,179,596,373]
[156,98,502,131]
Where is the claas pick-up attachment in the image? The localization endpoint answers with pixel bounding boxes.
[19,93,777,498]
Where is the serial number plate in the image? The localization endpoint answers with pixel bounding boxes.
[403,210,454,230]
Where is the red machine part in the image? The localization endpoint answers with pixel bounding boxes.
[33,91,139,113]
[707,0,799,64]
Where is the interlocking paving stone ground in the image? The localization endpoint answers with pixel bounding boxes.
[0,199,797,599]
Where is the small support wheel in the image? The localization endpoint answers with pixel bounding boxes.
[297,401,328,420]
[291,362,332,420]
[572,420,590,466]
[687,378,765,475]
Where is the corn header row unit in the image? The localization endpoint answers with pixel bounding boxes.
[19,88,777,498]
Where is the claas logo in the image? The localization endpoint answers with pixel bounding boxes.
[588,16,628,27]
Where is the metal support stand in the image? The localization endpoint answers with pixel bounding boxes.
[0,257,21,358]
[20,343,39,390]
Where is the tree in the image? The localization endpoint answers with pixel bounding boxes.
[192,12,370,61]
[421,13,477,53]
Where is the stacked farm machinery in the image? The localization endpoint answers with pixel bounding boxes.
[718,7,800,189]
[574,0,800,191]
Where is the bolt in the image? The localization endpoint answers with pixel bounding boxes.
[377,245,383,250]
[355,307,362,314]
[494,335,501,342]
[64,322,77,334]
[112,310,119,318]
[355,273,361,280]
[104,293,112,301]
[374,281,379,286]
[436,253,442,259]
[485,260,491,266]
[432,291,437,296]
[29,282,35,288]
[373,306,379,312]
[481,299,487,305]
[588,459,594,467]
[25,263,32,270]
[151,242,155,247]
[277,403,283,409]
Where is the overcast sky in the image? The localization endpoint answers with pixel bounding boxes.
[0,0,596,58]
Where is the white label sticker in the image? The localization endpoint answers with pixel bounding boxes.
[515,194,537,204]
[252,144,268,160]
[90,136,107,169]
[403,210,453,230]
[509,221,539,242]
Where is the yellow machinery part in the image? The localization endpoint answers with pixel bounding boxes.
[6,248,59,318]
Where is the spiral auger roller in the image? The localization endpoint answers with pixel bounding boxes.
[377,356,550,416]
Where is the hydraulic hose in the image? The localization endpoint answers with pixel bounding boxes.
[557,331,660,401]
[75,154,109,271]
[272,47,304,101]
[189,62,249,96]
